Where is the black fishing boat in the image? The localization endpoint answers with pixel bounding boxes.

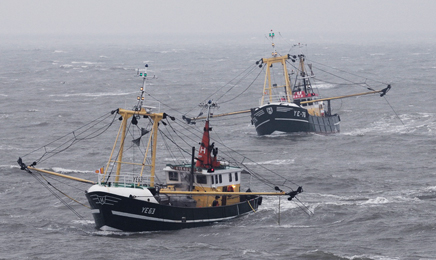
[17,66,303,232]
[250,30,390,135]
[185,31,391,135]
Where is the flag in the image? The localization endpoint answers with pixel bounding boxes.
[95,167,104,174]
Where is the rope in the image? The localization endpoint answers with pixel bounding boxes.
[383,96,407,128]
[22,111,118,165]
[216,65,261,104]
[30,171,85,219]
[247,199,256,212]
[308,58,390,86]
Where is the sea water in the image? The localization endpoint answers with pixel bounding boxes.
[1,33,435,259]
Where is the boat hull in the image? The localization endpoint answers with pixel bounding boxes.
[86,190,261,232]
[251,104,340,135]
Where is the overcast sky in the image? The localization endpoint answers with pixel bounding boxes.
[1,0,436,37]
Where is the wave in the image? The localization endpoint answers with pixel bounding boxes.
[158,49,185,54]
[0,113,9,119]
[243,158,295,165]
[301,249,400,260]
[51,167,94,174]
[362,197,389,205]
[307,192,420,209]
[343,112,435,136]
[71,61,102,65]
[49,92,134,98]
[313,82,336,89]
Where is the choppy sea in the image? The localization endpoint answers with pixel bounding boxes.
[1,33,435,260]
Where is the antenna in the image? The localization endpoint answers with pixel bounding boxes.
[199,100,219,121]
[269,29,278,57]
[135,64,148,111]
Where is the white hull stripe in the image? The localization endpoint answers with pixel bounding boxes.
[275,118,309,123]
[255,119,270,128]
[112,210,239,224]
[91,209,100,214]
[256,118,308,129]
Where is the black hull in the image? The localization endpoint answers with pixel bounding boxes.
[251,104,340,135]
[86,191,261,232]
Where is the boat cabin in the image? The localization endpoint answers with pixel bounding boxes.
[160,163,242,207]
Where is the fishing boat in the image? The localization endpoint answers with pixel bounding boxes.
[185,31,391,135]
[252,31,392,135]
[17,66,303,232]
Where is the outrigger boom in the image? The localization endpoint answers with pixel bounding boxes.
[19,163,295,197]
[19,164,296,197]
[25,166,95,184]
[300,85,391,105]
[185,85,391,122]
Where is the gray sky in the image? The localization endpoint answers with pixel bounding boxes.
[1,0,436,36]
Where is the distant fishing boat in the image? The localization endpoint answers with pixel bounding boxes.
[186,30,391,135]
[17,66,303,232]
[250,31,391,135]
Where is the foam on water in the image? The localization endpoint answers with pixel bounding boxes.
[243,158,295,165]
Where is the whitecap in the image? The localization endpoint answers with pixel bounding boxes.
[49,92,134,98]
[51,167,93,174]
[363,197,389,205]
[243,158,295,165]
[343,112,435,136]
[71,61,100,65]
[313,82,336,89]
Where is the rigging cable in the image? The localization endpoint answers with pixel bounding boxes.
[160,118,311,215]
[165,112,303,194]
[29,171,85,219]
[216,64,262,104]
[203,63,260,104]
[308,59,390,87]
[22,111,118,165]
[383,95,406,127]
[305,59,403,128]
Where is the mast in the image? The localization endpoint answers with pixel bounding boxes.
[298,54,308,94]
[106,108,164,187]
[260,30,293,105]
[195,101,220,169]
[104,65,164,187]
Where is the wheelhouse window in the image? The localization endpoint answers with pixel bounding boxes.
[229,173,232,182]
[211,175,215,184]
[168,171,179,181]
[196,175,207,184]
[219,174,222,183]
[235,172,238,181]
